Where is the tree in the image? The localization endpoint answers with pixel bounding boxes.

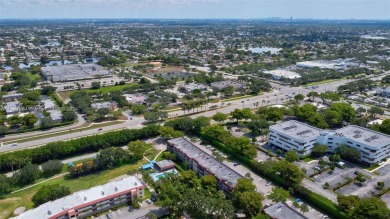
[41,160,63,177]
[285,150,299,162]
[0,175,11,196]
[311,144,328,157]
[62,111,77,122]
[300,204,309,214]
[241,108,254,121]
[294,94,305,102]
[222,86,235,97]
[200,175,217,193]
[236,191,263,218]
[130,104,147,115]
[41,86,57,95]
[158,126,184,140]
[32,184,70,206]
[13,163,41,186]
[91,81,101,89]
[21,114,38,127]
[276,161,304,185]
[267,187,290,203]
[368,106,384,118]
[307,91,319,101]
[231,109,244,122]
[146,213,157,219]
[337,195,360,213]
[351,197,390,219]
[377,181,385,190]
[95,108,110,121]
[320,92,340,105]
[95,147,130,169]
[335,145,361,163]
[41,117,56,129]
[246,119,269,135]
[379,119,390,134]
[233,178,256,196]
[212,112,228,123]
[356,107,367,115]
[132,195,141,209]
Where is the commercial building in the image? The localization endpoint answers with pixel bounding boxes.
[2,93,23,102]
[167,137,243,195]
[263,202,308,219]
[263,70,301,80]
[296,59,357,70]
[91,101,118,110]
[269,120,390,165]
[11,176,144,219]
[41,64,110,82]
[376,86,390,98]
[40,99,63,122]
[4,101,20,115]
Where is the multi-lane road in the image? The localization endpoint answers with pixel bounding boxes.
[0,72,388,153]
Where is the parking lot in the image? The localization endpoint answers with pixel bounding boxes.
[314,167,357,189]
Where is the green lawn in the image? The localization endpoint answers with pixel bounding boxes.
[58,83,138,99]
[4,121,124,144]
[302,155,317,163]
[25,72,41,81]
[221,94,257,102]
[303,79,342,87]
[0,160,145,219]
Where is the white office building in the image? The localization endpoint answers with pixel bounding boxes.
[269,120,390,165]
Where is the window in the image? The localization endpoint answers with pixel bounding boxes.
[347,141,353,144]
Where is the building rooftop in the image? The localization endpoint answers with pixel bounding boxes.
[168,137,243,187]
[2,93,22,99]
[155,160,176,170]
[263,70,301,79]
[210,80,245,89]
[270,120,322,141]
[41,99,56,110]
[263,202,308,219]
[11,176,143,219]
[91,101,116,109]
[4,101,19,114]
[334,125,390,149]
[41,64,110,82]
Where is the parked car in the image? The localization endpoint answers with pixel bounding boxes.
[233,162,239,166]
[12,143,18,147]
[98,128,103,131]
[146,199,152,204]
[106,213,112,219]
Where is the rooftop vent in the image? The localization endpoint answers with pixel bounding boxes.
[48,210,52,215]
[283,125,297,131]
[84,197,87,201]
[101,191,105,195]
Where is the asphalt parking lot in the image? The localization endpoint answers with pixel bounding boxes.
[313,167,357,189]
[375,163,390,175]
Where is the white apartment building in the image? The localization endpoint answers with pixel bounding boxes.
[269,120,390,165]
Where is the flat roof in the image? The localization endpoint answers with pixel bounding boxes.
[270,120,322,141]
[11,176,143,219]
[41,64,110,82]
[334,125,390,148]
[155,160,175,170]
[264,202,308,219]
[263,70,301,79]
[168,137,243,187]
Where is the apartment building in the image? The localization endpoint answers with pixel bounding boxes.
[269,120,390,165]
[167,137,243,195]
[12,176,144,219]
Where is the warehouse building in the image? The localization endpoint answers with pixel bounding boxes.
[269,120,390,165]
[41,64,110,82]
[167,137,243,195]
[263,70,301,80]
[11,176,144,219]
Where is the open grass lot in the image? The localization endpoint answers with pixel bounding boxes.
[25,72,42,81]
[4,121,124,144]
[58,83,138,99]
[0,159,146,219]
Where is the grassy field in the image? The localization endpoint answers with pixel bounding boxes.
[25,72,41,81]
[4,121,124,144]
[303,79,342,87]
[221,94,256,102]
[58,83,138,99]
[0,159,147,219]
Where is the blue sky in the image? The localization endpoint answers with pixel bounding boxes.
[0,0,389,19]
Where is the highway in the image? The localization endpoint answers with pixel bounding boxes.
[0,72,388,153]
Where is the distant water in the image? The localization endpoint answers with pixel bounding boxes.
[247,47,282,54]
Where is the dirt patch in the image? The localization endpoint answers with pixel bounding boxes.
[13,206,26,215]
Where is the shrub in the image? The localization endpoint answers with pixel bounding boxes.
[41,160,63,177]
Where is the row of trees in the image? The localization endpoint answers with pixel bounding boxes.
[337,195,389,219]
[0,125,160,172]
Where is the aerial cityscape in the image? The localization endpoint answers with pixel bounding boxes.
[0,1,389,219]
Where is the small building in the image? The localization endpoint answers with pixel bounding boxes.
[4,101,20,115]
[91,101,118,110]
[154,160,176,172]
[376,86,390,98]
[2,93,23,102]
[263,202,308,219]
[124,94,146,105]
[141,163,154,171]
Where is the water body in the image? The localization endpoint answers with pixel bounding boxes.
[247,47,282,54]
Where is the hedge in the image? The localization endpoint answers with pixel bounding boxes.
[0,125,160,173]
